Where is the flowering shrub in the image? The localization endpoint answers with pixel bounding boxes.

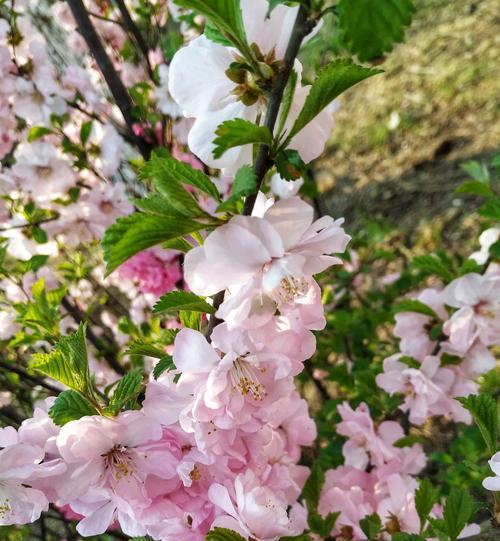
[0,1,498,541]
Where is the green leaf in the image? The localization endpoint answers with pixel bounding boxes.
[338,0,415,62]
[478,198,500,220]
[105,370,143,415]
[393,299,439,319]
[393,435,427,448]
[102,213,206,274]
[125,340,167,359]
[440,353,462,366]
[23,255,49,273]
[205,22,233,46]
[142,152,220,201]
[461,161,490,183]
[360,513,382,540]
[302,463,324,512]
[80,121,93,145]
[49,390,99,426]
[163,236,195,252]
[205,527,247,541]
[213,119,272,159]
[399,355,420,369]
[459,258,483,275]
[160,18,184,61]
[27,126,54,142]
[392,534,426,541]
[174,0,248,56]
[31,323,92,393]
[457,394,498,455]
[217,165,257,211]
[275,149,307,180]
[285,59,381,143]
[132,195,186,217]
[443,489,473,541]
[32,226,48,244]
[153,355,176,380]
[153,291,215,314]
[415,479,437,532]
[411,254,454,282]
[179,310,202,330]
[277,69,298,136]
[455,180,494,197]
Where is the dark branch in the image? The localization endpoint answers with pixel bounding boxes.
[0,359,61,394]
[66,0,153,159]
[242,5,314,215]
[206,6,315,337]
[113,0,154,79]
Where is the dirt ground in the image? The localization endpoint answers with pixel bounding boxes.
[316,0,500,233]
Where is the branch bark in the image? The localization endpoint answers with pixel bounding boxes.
[0,359,61,394]
[242,5,314,215]
[66,0,153,159]
[113,0,154,79]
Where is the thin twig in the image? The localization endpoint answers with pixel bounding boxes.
[0,359,61,394]
[242,5,314,215]
[66,0,153,159]
[113,0,154,79]
[0,216,58,231]
[206,6,315,338]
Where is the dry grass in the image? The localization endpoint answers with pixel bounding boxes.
[317,0,500,234]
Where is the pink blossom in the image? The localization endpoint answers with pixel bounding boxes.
[319,466,376,540]
[483,451,500,491]
[0,426,65,526]
[185,196,349,330]
[118,249,182,296]
[375,474,420,535]
[55,411,183,536]
[442,273,500,354]
[394,288,447,361]
[208,469,307,541]
[336,402,425,473]
[376,355,470,425]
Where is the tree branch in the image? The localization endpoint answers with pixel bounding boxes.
[206,6,315,338]
[66,0,153,159]
[0,359,61,394]
[113,0,154,79]
[242,5,314,215]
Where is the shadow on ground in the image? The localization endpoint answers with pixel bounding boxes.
[316,0,500,232]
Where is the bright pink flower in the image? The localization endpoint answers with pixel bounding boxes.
[375,474,420,535]
[336,402,425,473]
[0,427,65,526]
[376,355,469,425]
[118,249,182,296]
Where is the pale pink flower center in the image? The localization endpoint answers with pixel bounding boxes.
[230,358,267,401]
[102,444,134,481]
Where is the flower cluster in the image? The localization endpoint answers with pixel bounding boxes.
[0,190,350,539]
[376,266,499,426]
[319,402,426,538]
